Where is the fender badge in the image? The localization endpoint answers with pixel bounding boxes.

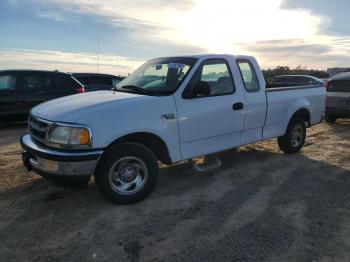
[161,114,175,120]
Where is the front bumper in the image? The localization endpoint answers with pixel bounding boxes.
[20,134,103,176]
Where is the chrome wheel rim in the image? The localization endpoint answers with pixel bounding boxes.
[108,156,148,195]
[291,124,304,148]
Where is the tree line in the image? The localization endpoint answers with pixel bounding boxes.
[262,66,329,83]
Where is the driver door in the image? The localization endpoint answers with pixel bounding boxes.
[175,58,245,160]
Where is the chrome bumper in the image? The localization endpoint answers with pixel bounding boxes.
[20,134,103,176]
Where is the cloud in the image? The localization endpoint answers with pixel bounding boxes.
[242,37,350,69]
[24,0,326,47]
[13,0,195,29]
[281,0,350,35]
[15,1,339,52]
[36,12,74,22]
[0,49,144,75]
[2,0,350,69]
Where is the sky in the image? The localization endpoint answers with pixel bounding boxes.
[0,0,349,75]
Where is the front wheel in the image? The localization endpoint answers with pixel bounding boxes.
[278,118,306,154]
[95,142,159,204]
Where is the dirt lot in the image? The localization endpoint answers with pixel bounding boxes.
[1,121,350,262]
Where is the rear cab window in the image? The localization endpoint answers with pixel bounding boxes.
[237,60,260,92]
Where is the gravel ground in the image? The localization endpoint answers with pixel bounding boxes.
[1,120,350,262]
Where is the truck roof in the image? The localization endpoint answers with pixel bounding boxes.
[156,54,255,60]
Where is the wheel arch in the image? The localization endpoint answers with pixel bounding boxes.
[291,108,311,125]
[285,108,311,134]
[104,132,172,165]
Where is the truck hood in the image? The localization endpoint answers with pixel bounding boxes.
[31,91,146,123]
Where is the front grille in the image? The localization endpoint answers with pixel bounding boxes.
[29,116,49,142]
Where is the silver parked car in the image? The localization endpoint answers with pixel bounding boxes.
[325,72,350,123]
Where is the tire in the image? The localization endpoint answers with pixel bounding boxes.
[95,142,159,204]
[277,117,306,154]
[325,114,337,123]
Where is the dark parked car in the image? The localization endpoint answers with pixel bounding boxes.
[325,72,350,123]
[0,70,85,122]
[268,75,325,88]
[72,73,123,91]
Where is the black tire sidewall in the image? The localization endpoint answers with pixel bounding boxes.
[278,118,306,154]
[95,142,159,204]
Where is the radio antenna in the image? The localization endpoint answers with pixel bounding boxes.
[97,40,100,74]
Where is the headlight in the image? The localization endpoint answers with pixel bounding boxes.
[49,125,91,147]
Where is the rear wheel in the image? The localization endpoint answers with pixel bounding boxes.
[95,142,159,204]
[278,118,306,154]
[325,114,337,123]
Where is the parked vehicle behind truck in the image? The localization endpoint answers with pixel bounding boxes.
[267,75,325,89]
[0,70,84,122]
[325,72,350,123]
[20,55,326,204]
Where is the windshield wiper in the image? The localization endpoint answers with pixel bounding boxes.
[117,85,151,95]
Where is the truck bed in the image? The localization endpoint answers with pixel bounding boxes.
[263,84,326,140]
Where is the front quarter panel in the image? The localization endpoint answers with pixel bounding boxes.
[77,95,181,163]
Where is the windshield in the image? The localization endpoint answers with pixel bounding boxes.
[115,57,198,95]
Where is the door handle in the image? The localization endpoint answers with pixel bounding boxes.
[232,102,244,110]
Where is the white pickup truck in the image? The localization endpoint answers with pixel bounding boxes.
[21,54,326,204]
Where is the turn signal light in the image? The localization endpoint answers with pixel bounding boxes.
[79,129,90,145]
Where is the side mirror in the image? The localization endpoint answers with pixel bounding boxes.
[192,81,210,97]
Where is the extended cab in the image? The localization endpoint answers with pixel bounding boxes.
[20,55,326,204]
